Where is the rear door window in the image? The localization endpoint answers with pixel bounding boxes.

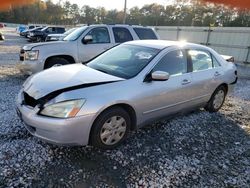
[112,27,133,43]
[188,50,213,72]
[133,28,157,39]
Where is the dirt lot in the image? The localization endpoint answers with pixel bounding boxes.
[0,28,249,187]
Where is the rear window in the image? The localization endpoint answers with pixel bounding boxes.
[133,28,157,40]
[113,27,133,43]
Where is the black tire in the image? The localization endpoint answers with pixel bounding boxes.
[0,34,4,41]
[44,57,70,69]
[205,85,227,112]
[36,36,43,42]
[90,107,131,150]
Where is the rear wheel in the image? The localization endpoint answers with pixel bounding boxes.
[90,107,131,149]
[205,85,226,112]
[44,57,70,69]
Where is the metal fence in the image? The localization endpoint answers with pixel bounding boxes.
[154,26,250,63]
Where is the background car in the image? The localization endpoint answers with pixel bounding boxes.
[16,40,237,149]
[16,25,27,34]
[20,25,44,37]
[28,26,66,42]
[20,25,35,36]
[21,26,44,38]
[45,28,77,42]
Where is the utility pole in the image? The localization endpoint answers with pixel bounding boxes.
[123,0,127,24]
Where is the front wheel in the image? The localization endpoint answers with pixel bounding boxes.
[205,85,226,112]
[36,36,43,42]
[44,57,70,69]
[90,107,131,149]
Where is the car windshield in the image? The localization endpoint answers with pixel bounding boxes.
[63,26,88,41]
[87,44,160,79]
[64,28,76,35]
[41,27,48,32]
[31,27,42,31]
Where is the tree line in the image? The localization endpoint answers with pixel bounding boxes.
[0,0,250,27]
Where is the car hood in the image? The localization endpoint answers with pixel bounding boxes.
[23,64,124,100]
[22,41,69,51]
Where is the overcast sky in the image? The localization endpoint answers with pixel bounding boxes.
[53,0,174,10]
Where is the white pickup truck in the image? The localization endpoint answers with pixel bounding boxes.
[18,24,159,75]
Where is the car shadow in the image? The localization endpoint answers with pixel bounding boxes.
[33,107,250,187]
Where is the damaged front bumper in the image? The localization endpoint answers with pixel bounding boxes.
[16,90,95,146]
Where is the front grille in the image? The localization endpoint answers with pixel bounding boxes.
[20,49,25,61]
[23,92,38,107]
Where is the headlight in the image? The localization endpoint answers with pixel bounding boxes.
[40,99,85,118]
[25,50,39,61]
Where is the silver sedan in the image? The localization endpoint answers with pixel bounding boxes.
[16,40,237,149]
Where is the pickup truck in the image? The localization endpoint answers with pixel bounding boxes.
[18,24,159,75]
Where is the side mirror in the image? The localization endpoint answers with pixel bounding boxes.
[83,35,93,44]
[151,71,170,81]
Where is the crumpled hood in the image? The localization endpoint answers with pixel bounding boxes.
[23,64,124,100]
[22,41,69,51]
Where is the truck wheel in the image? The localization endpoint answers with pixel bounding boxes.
[44,57,70,69]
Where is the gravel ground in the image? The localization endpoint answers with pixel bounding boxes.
[0,28,26,65]
[0,29,249,187]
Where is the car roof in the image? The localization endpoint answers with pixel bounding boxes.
[88,24,153,28]
[124,40,207,50]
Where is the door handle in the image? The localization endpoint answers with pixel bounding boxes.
[182,79,191,85]
[214,71,221,77]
